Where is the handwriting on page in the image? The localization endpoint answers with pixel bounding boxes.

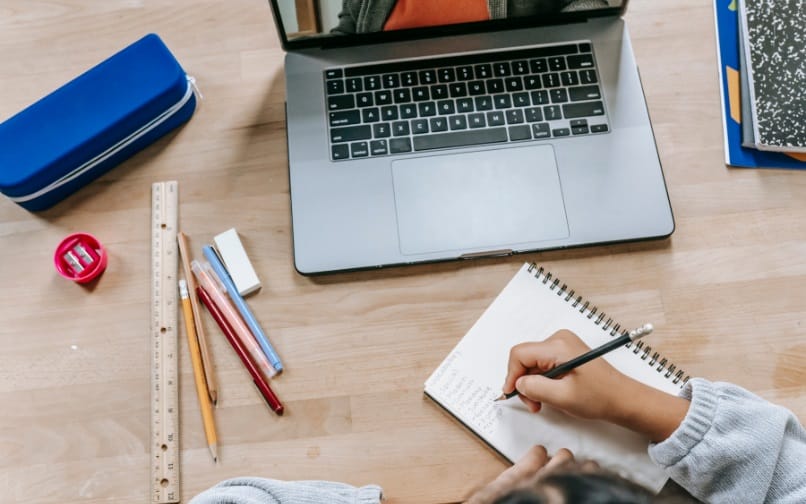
[429,353,503,437]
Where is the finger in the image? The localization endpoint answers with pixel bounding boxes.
[496,445,550,486]
[541,448,575,474]
[469,445,550,503]
[503,342,555,393]
[579,460,600,473]
[515,374,571,406]
[518,395,542,413]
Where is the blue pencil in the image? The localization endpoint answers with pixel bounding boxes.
[202,245,284,373]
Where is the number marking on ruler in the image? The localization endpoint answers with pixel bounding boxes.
[151,181,180,504]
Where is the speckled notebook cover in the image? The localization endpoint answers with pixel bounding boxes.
[740,0,806,152]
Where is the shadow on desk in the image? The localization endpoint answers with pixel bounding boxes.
[309,237,673,285]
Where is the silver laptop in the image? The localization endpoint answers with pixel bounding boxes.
[268,0,674,274]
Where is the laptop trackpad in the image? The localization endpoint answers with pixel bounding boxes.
[391,145,569,255]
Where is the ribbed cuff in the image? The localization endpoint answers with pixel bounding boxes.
[649,378,718,467]
[356,484,384,504]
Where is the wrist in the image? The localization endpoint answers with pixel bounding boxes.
[606,379,690,443]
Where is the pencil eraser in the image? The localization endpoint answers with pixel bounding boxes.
[213,228,261,296]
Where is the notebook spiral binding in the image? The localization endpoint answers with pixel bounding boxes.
[528,264,689,386]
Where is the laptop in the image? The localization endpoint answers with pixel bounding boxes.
[267,0,674,274]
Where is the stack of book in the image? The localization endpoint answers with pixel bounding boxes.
[714,0,806,169]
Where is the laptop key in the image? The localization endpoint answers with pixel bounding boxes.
[364,76,381,90]
[438,100,455,115]
[413,128,508,151]
[381,106,399,121]
[383,74,400,89]
[412,119,429,134]
[375,90,393,105]
[399,71,417,86]
[493,62,511,77]
[362,108,380,122]
[394,88,412,103]
[550,89,569,103]
[530,58,548,73]
[370,140,389,155]
[505,77,523,92]
[506,109,525,124]
[331,143,349,160]
[449,115,468,130]
[373,123,392,138]
[560,71,579,86]
[590,124,609,133]
[509,125,532,141]
[356,92,374,107]
[542,73,561,88]
[331,125,372,143]
[486,79,505,93]
[525,107,543,122]
[580,70,598,84]
[399,104,418,119]
[568,85,602,101]
[512,60,529,75]
[548,56,567,71]
[326,80,344,95]
[456,98,474,113]
[512,92,530,107]
[430,117,448,132]
[328,95,355,110]
[330,110,360,127]
[456,66,474,81]
[325,69,343,79]
[578,42,592,53]
[494,94,512,109]
[544,105,562,121]
[431,85,449,100]
[563,101,605,118]
[524,76,542,90]
[486,111,505,126]
[468,81,486,95]
[390,137,412,153]
[438,68,456,83]
[418,102,437,117]
[351,141,370,157]
[532,122,551,138]
[468,113,486,128]
[475,96,493,111]
[474,64,492,79]
[552,128,571,137]
[531,90,549,105]
[567,54,595,69]
[419,69,437,84]
[392,121,411,136]
[346,77,363,92]
[449,82,468,97]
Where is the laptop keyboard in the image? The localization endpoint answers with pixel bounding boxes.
[324,41,609,161]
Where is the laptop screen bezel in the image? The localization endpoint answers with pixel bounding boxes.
[268,1,629,51]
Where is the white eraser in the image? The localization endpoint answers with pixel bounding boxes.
[213,228,261,296]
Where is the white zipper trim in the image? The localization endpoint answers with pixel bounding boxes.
[10,76,195,203]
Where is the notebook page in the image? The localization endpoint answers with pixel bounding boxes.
[425,263,681,492]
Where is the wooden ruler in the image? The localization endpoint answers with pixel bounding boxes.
[150,181,180,504]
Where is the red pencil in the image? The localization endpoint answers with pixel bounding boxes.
[197,285,284,415]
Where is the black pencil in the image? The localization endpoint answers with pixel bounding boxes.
[494,323,653,402]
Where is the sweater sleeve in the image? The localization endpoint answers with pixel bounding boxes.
[648,378,806,504]
[189,478,383,504]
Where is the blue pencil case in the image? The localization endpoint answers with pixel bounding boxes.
[0,34,196,211]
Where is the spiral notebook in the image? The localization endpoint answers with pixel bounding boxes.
[424,263,689,493]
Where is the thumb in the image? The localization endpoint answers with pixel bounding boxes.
[515,375,567,406]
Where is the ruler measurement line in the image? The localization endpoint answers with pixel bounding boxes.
[151,181,180,504]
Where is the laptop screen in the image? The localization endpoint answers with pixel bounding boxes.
[273,1,625,48]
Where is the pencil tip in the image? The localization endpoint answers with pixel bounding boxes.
[210,444,218,463]
[210,390,218,406]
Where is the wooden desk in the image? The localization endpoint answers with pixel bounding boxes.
[1,1,804,502]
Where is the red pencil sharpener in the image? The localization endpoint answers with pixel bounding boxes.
[54,233,108,283]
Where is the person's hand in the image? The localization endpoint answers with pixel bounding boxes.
[502,329,633,421]
[502,329,690,442]
[466,445,592,504]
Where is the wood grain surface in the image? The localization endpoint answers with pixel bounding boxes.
[1,1,804,502]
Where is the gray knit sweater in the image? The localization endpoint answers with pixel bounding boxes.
[331,0,608,34]
[190,380,806,503]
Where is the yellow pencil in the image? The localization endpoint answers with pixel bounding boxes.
[177,231,218,405]
[179,279,219,463]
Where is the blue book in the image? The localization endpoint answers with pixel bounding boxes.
[713,0,806,169]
